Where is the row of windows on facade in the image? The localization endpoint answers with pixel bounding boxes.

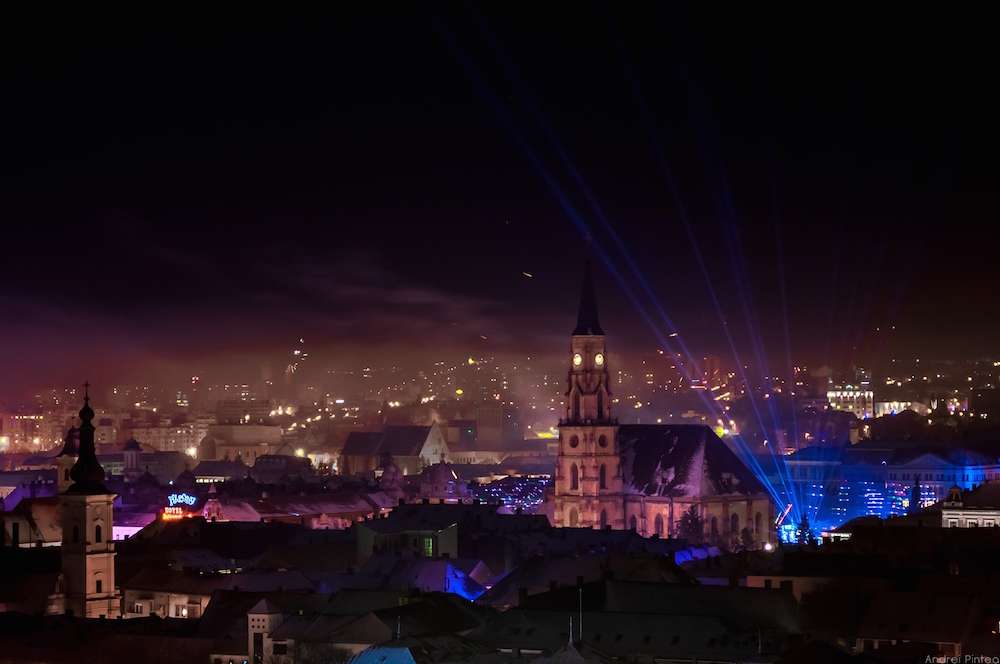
[888,472,996,482]
[947,519,998,527]
[566,509,765,537]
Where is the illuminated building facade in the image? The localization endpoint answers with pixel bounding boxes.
[827,442,1000,522]
[941,484,1000,528]
[827,382,874,419]
[0,412,44,450]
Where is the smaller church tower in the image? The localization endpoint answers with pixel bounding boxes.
[56,427,79,493]
[49,385,121,618]
[554,260,623,530]
[122,438,142,482]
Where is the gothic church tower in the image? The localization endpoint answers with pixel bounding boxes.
[554,261,623,529]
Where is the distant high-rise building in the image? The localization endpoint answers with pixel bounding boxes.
[827,380,874,419]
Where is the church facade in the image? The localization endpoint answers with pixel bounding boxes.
[553,262,776,548]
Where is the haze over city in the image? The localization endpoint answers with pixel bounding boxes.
[4,5,998,405]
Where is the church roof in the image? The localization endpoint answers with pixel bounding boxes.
[342,432,383,456]
[572,260,603,336]
[134,469,160,487]
[343,426,434,458]
[421,461,458,484]
[618,424,768,498]
[382,426,433,456]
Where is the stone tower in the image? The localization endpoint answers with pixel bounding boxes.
[48,385,121,618]
[554,261,622,529]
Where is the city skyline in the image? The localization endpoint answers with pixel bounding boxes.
[7,7,1000,660]
[4,6,998,403]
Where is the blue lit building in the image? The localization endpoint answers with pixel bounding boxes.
[782,439,1000,528]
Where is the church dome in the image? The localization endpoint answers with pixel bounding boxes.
[379,462,404,488]
[418,460,470,501]
[135,469,159,487]
[175,467,197,490]
[123,439,142,452]
[421,461,458,484]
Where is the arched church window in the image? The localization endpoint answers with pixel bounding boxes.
[571,464,579,490]
[72,525,79,544]
[654,514,664,537]
[599,434,608,448]
[599,464,607,489]
[597,391,604,419]
[600,510,608,530]
[573,393,580,420]
[730,514,739,535]
[64,469,70,482]
[95,525,102,543]
[629,515,637,531]
[569,508,579,527]
[711,517,719,539]
[755,512,762,534]
[570,435,579,449]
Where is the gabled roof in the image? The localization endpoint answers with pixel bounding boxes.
[251,491,373,519]
[382,427,433,457]
[248,598,284,615]
[950,482,1000,509]
[343,426,435,458]
[196,590,331,640]
[857,591,977,643]
[8,496,63,543]
[349,645,418,664]
[618,425,767,498]
[342,432,384,456]
[357,502,549,535]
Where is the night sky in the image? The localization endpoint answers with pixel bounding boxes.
[2,5,997,403]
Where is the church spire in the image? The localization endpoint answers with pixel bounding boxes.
[573,259,604,336]
[68,382,109,494]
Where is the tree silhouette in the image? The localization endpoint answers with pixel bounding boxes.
[676,505,704,545]
[796,514,814,544]
[909,476,922,514]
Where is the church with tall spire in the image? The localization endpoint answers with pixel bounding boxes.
[553,262,776,548]
[48,384,121,618]
[554,259,622,530]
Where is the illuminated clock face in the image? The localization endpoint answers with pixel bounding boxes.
[595,353,604,366]
[573,353,582,366]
